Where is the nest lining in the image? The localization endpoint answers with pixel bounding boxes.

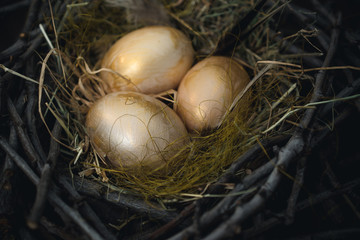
[2,0,360,239]
[39,0,317,200]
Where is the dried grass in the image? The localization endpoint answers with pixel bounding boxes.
[39,0,319,200]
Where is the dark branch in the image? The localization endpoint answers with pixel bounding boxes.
[0,136,104,240]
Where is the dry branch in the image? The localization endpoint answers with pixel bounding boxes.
[1,0,359,239]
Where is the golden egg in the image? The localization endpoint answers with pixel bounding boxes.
[101,26,194,94]
[175,56,250,132]
[85,92,189,170]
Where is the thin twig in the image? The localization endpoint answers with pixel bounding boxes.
[0,0,31,14]
[25,61,48,164]
[324,161,360,220]
[7,96,41,166]
[24,103,47,162]
[0,34,43,109]
[58,176,117,240]
[22,0,41,33]
[169,158,278,240]
[27,163,52,229]
[188,11,341,240]
[214,0,267,55]
[71,175,180,224]
[0,136,104,240]
[27,120,62,229]
[242,178,360,239]
[285,156,307,225]
[202,135,304,240]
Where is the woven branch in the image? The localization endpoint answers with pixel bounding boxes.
[1,0,360,239]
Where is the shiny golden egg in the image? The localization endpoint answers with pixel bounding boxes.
[175,56,250,132]
[101,26,194,94]
[86,92,189,169]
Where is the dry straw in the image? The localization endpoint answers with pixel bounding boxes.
[39,0,316,200]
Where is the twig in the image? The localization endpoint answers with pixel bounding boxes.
[0,89,26,191]
[58,176,117,240]
[195,11,341,240]
[27,120,62,229]
[0,64,39,85]
[0,127,17,191]
[214,0,267,55]
[311,0,337,25]
[0,28,41,62]
[149,203,195,240]
[0,0,31,14]
[71,175,180,224]
[150,136,289,239]
[299,13,341,130]
[324,161,360,220]
[40,217,79,239]
[25,84,47,164]
[46,121,62,168]
[0,136,104,240]
[285,156,307,225]
[0,95,26,215]
[0,34,43,109]
[277,0,329,29]
[242,178,360,239]
[318,78,360,118]
[48,191,104,240]
[202,136,304,240]
[7,96,41,166]
[27,163,52,229]
[169,158,278,240]
[25,59,48,164]
[0,137,39,183]
[22,0,41,33]
[288,228,360,240]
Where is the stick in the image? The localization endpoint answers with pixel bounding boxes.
[168,157,278,240]
[7,97,41,166]
[27,163,52,229]
[151,136,289,239]
[201,14,341,240]
[0,34,43,110]
[0,89,26,195]
[214,0,267,55]
[285,156,307,225]
[25,58,48,164]
[173,11,341,240]
[71,175,180,224]
[58,176,117,240]
[0,136,104,240]
[27,120,62,229]
[22,0,41,33]
[242,178,360,239]
[0,0,31,15]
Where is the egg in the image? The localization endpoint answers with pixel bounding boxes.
[175,56,250,132]
[85,92,189,170]
[101,26,194,94]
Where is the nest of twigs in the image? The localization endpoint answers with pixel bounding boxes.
[1,0,360,239]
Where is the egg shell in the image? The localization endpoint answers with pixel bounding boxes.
[85,92,189,169]
[101,26,194,94]
[175,56,250,132]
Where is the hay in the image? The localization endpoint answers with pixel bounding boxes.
[37,0,318,200]
[2,0,360,239]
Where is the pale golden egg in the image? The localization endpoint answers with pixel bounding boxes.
[101,26,194,94]
[175,56,250,132]
[86,92,189,170]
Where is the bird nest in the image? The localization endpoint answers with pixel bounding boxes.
[1,0,360,239]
